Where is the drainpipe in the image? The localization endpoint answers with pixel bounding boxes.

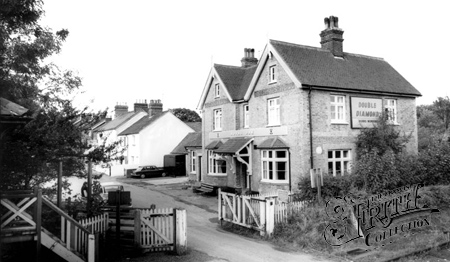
[288,150,292,192]
[308,87,314,169]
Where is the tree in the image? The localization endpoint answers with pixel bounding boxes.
[170,108,201,122]
[432,96,450,130]
[0,1,120,191]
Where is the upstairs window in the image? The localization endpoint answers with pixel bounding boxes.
[243,104,249,128]
[269,65,277,83]
[261,150,289,182]
[213,109,222,131]
[268,97,280,126]
[384,99,397,124]
[328,150,351,176]
[330,95,346,123]
[214,83,220,98]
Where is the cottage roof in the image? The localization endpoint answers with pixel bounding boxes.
[248,40,421,97]
[170,132,202,154]
[184,122,202,132]
[118,112,167,136]
[214,64,257,101]
[95,111,140,132]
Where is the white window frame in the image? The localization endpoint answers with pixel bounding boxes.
[328,149,352,176]
[269,65,277,83]
[267,97,280,126]
[214,83,220,98]
[261,149,289,183]
[213,108,222,131]
[243,104,249,128]
[330,95,346,124]
[384,99,398,124]
[190,151,196,173]
[208,150,226,175]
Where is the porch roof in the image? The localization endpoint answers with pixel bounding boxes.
[205,140,223,150]
[214,137,253,154]
[257,137,289,149]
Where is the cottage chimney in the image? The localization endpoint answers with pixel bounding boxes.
[114,103,128,118]
[148,99,163,117]
[320,16,344,57]
[241,48,258,68]
[134,99,149,113]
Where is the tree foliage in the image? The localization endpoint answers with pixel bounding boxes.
[0,1,119,190]
[432,96,450,130]
[169,108,201,122]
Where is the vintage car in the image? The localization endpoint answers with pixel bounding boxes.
[100,182,132,207]
[131,165,166,179]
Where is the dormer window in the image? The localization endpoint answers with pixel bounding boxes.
[269,65,277,83]
[214,83,220,98]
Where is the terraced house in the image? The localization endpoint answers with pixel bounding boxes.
[196,16,421,194]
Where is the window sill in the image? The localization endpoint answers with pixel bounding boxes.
[331,122,349,125]
[266,124,281,128]
[212,129,222,132]
[260,180,289,185]
[269,81,277,85]
[208,173,227,177]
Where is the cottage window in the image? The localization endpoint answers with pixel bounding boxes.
[261,150,289,182]
[215,83,220,98]
[190,151,196,173]
[330,95,346,123]
[269,65,277,83]
[268,97,280,126]
[384,99,397,124]
[328,150,351,176]
[213,109,222,131]
[208,150,226,174]
[244,104,249,128]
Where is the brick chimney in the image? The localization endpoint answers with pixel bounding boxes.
[114,103,128,118]
[148,99,163,117]
[241,48,258,68]
[134,99,149,113]
[320,16,344,57]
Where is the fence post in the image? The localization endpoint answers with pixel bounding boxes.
[218,188,222,224]
[134,209,141,247]
[88,234,95,262]
[265,198,275,237]
[174,209,187,255]
[35,188,42,262]
[259,199,266,236]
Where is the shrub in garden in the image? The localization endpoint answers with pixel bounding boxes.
[295,174,353,202]
[416,142,450,186]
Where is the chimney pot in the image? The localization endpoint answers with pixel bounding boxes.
[241,47,258,68]
[320,16,344,57]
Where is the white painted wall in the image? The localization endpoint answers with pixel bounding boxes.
[139,112,194,167]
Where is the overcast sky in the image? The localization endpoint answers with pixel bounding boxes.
[41,0,449,115]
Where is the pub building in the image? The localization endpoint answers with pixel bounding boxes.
[195,16,421,195]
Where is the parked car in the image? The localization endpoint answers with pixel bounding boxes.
[131,165,166,179]
[100,182,132,207]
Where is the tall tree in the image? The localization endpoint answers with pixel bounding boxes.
[432,96,450,130]
[0,0,120,190]
[170,108,201,122]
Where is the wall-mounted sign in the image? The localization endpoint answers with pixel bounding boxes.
[209,126,288,139]
[350,97,382,128]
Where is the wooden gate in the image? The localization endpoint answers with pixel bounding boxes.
[218,189,275,235]
[108,208,186,254]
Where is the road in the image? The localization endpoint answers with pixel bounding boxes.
[97,175,333,262]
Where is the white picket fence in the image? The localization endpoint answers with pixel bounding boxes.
[274,201,309,223]
[79,213,109,233]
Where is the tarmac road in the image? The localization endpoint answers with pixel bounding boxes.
[99,175,333,262]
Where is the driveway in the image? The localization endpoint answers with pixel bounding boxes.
[98,175,335,262]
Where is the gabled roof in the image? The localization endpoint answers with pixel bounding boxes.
[214,137,253,154]
[197,64,257,110]
[95,111,142,132]
[245,40,421,99]
[184,122,202,132]
[1,97,29,116]
[118,112,167,136]
[258,137,289,149]
[170,132,202,154]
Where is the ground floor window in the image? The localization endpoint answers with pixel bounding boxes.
[208,150,226,174]
[190,151,196,173]
[261,149,289,182]
[328,149,351,176]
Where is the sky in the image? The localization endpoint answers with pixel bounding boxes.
[40,0,449,116]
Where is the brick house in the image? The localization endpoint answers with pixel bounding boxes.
[196,16,421,194]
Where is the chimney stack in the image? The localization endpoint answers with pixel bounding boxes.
[320,16,344,57]
[134,99,149,113]
[148,99,163,117]
[114,103,128,118]
[241,48,258,68]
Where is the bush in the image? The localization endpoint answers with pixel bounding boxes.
[296,174,353,202]
[416,142,450,186]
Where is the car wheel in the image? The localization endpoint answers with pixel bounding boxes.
[162,172,166,177]
[141,174,146,179]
